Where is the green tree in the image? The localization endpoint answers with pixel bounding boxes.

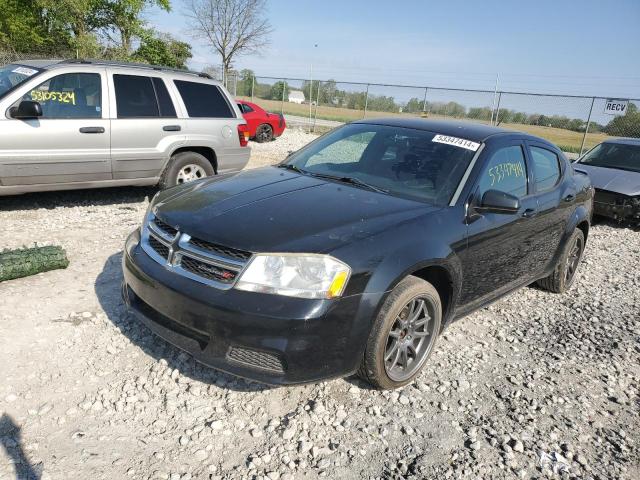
[468,107,491,120]
[133,30,192,68]
[604,103,640,138]
[269,81,289,101]
[104,0,171,54]
[0,0,72,53]
[237,69,255,96]
[39,0,109,56]
[404,97,424,113]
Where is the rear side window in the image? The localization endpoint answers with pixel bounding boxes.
[477,145,528,198]
[114,74,177,118]
[152,78,176,117]
[174,80,233,118]
[238,103,253,113]
[114,74,159,118]
[530,147,561,192]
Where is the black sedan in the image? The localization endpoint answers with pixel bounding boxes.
[122,119,593,389]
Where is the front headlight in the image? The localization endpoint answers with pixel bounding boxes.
[235,254,351,299]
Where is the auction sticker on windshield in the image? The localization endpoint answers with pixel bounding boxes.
[432,134,480,151]
[12,67,38,76]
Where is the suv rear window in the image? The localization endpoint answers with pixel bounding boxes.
[114,74,177,118]
[174,80,233,118]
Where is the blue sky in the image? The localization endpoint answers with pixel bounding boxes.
[150,0,640,99]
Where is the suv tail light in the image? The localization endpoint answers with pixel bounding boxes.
[238,124,250,147]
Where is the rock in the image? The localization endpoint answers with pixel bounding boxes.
[512,440,524,453]
[194,449,208,461]
[209,420,224,430]
[282,427,296,440]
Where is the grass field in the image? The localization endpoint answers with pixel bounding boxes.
[239,96,609,153]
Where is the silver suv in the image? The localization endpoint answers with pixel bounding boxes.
[0,59,251,195]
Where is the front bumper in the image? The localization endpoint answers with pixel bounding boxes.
[121,229,375,385]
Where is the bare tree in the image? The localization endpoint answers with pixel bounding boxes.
[184,0,273,82]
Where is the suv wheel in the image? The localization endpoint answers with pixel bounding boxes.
[537,229,585,293]
[358,276,441,389]
[255,124,273,143]
[160,151,214,189]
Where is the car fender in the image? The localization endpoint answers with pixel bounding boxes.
[547,204,590,271]
[345,230,463,329]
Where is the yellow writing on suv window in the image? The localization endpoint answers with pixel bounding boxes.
[30,90,76,105]
[488,162,524,186]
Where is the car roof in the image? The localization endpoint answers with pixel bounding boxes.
[10,58,213,81]
[352,117,520,142]
[10,59,63,69]
[602,137,640,146]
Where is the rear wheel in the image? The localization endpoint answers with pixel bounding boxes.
[255,124,273,143]
[537,229,585,293]
[159,151,214,189]
[358,276,441,390]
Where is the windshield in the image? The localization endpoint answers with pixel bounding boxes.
[283,123,479,205]
[0,64,41,99]
[579,142,640,173]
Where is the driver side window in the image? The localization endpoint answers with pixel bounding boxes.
[19,72,102,119]
[477,145,528,199]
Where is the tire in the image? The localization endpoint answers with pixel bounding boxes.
[159,151,214,189]
[537,229,585,293]
[358,276,442,390]
[254,124,273,143]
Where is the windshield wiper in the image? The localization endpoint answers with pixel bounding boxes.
[277,164,307,174]
[308,172,389,194]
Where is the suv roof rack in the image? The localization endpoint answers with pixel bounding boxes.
[57,59,213,79]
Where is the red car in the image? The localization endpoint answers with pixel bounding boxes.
[236,100,286,142]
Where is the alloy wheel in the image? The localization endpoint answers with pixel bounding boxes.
[256,125,272,142]
[565,235,583,285]
[177,164,207,184]
[384,296,436,382]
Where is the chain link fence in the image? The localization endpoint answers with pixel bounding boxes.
[2,50,638,155]
[225,73,640,155]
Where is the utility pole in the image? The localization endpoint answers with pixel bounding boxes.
[308,44,318,133]
[490,74,499,125]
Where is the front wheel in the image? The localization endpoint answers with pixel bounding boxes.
[358,276,441,390]
[159,151,214,189]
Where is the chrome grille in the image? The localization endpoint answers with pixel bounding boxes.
[148,235,170,260]
[141,213,252,289]
[153,217,178,237]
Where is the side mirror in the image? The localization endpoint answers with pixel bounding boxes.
[477,189,520,214]
[10,100,42,119]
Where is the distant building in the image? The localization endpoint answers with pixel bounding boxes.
[288,90,305,104]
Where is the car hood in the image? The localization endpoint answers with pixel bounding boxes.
[153,167,437,253]
[574,164,640,196]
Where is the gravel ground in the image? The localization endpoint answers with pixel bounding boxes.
[1,128,639,480]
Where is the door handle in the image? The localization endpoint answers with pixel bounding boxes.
[163,125,181,132]
[79,127,105,134]
[522,208,538,218]
[563,194,575,203]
